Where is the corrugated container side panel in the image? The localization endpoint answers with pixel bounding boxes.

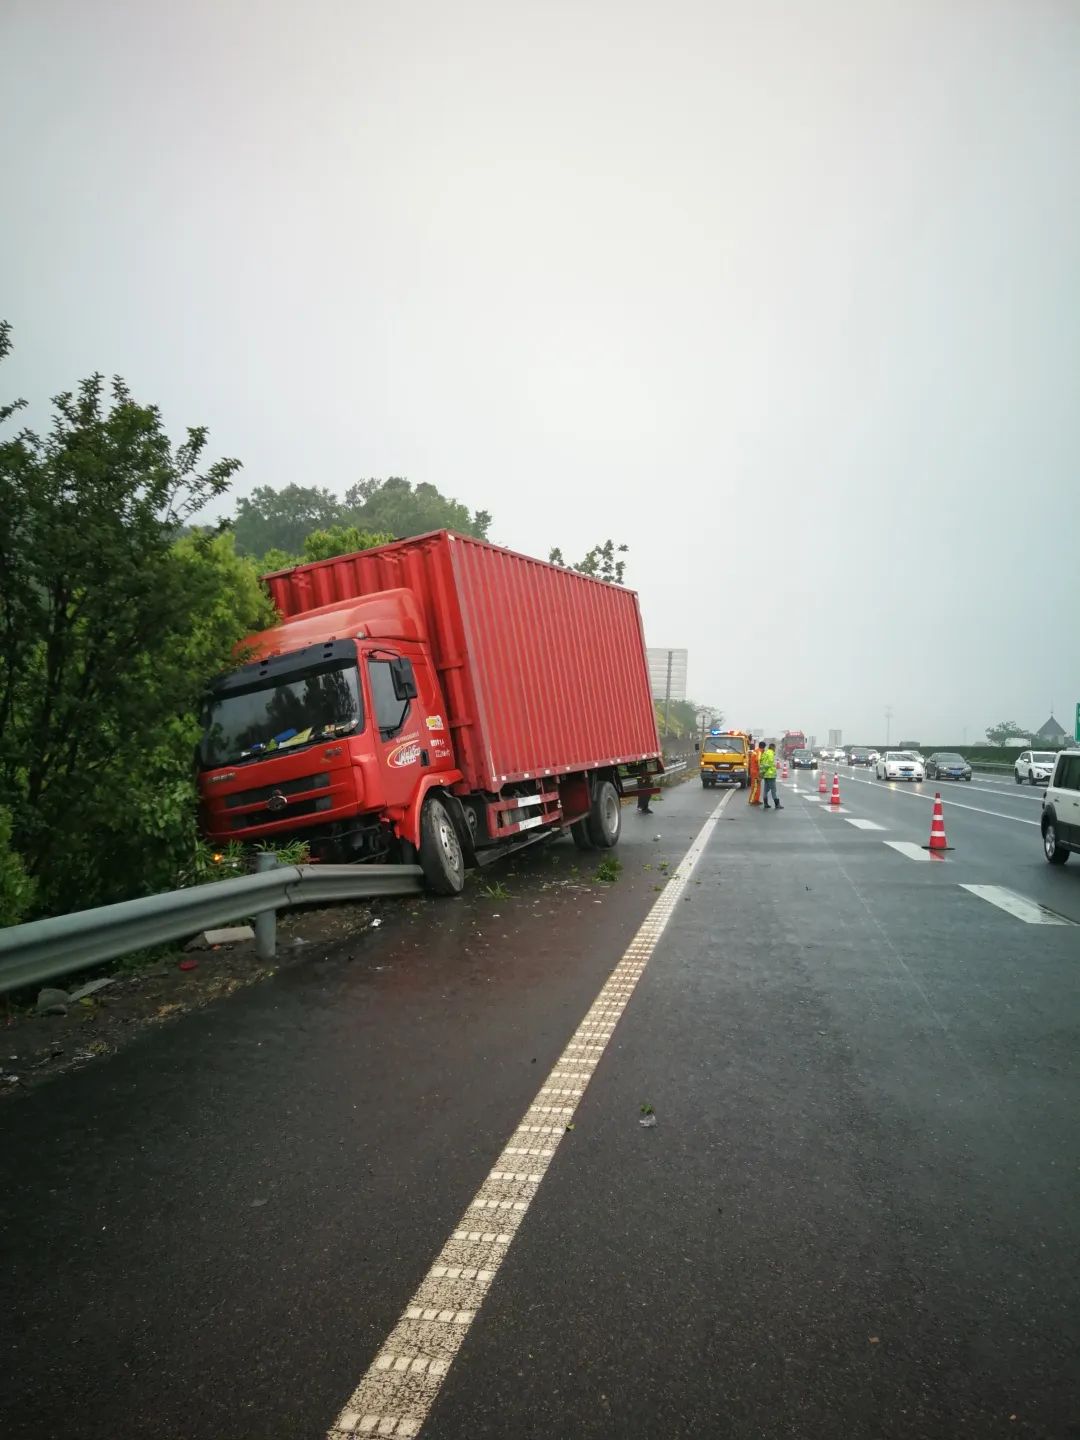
[450,537,659,785]
[263,532,659,791]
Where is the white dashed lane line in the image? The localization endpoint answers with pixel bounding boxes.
[845,818,886,831]
[960,885,1074,925]
[325,792,734,1439]
[884,840,943,863]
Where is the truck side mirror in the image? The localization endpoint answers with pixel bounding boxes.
[391,657,418,701]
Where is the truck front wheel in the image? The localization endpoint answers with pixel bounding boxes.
[419,796,466,895]
[587,780,621,849]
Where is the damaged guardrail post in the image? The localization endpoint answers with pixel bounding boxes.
[254,852,278,961]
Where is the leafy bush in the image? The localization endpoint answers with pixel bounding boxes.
[0,324,275,918]
[0,805,36,926]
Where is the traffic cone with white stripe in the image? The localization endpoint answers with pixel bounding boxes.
[922,792,953,851]
[782,761,789,780]
[830,773,841,806]
[818,768,827,794]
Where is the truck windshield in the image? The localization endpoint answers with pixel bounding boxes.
[706,735,745,753]
[200,663,363,768]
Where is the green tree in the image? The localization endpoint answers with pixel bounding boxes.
[300,524,394,563]
[343,477,491,541]
[656,698,720,740]
[0,805,36,926]
[231,477,492,561]
[0,327,275,917]
[985,720,1028,745]
[549,539,629,584]
[232,483,341,559]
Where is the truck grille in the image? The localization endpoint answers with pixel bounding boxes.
[225,773,331,809]
[231,794,334,830]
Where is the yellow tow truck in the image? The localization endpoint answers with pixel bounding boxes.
[700,730,751,789]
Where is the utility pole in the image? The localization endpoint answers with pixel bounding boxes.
[884,705,893,746]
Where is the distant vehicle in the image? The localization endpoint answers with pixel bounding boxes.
[780,730,807,763]
[926,752,972,781]
[849,746,873,767]
[1016,750,1057,786]
[1041,749,1080,864]
[791,748,817,769]
[867,750,880,764]
[700,730,750,789]
[876,751,925,782]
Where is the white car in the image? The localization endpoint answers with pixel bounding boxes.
[876,750,926,782]
[867,750,880,764]
[1016,750,1057,786]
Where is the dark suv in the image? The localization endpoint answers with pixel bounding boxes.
[791,748,817,769]
[1042,750,1080,865]
[849,747,872,767]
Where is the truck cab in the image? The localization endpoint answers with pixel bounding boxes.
[199,590,459,866]
[700,731,750,789]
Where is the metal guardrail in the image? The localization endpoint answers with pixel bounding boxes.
[0,859,424,997]
[2,768,694,998]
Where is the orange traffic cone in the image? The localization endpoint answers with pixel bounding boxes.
[922,792,953,851]
[830,773,841,806]
[818,768,827,794]
[782,761,789,780]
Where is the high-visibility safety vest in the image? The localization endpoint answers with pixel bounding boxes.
[760,748,777,779]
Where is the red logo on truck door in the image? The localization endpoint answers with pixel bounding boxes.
[387,736,422,768]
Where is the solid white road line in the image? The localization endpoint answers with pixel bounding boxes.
[960,885,1074,926]
[884,840,942,863]
[845,818,885,831]
[325,793,734,1440]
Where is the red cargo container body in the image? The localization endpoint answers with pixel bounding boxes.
[264,531,659,791]
[200,531,661,893]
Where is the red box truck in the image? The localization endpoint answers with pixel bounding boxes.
[197,531,662,893]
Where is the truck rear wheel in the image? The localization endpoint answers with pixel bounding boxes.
[419,796,466,895]
[587,780,621,849]
[570,819,596,851]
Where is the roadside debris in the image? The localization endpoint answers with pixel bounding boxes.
[185,925,255,950]
[67,977,115,1003]
[639,1114,657,1128]
[35,988,70,1017]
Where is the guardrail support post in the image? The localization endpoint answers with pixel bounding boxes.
[254,852,278,961]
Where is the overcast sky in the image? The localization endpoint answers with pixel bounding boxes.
[3,0,1078,742]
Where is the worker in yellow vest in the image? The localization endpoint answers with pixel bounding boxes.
[761,741,782,810]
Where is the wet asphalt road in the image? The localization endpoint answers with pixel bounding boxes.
[3,773,1080,1439]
